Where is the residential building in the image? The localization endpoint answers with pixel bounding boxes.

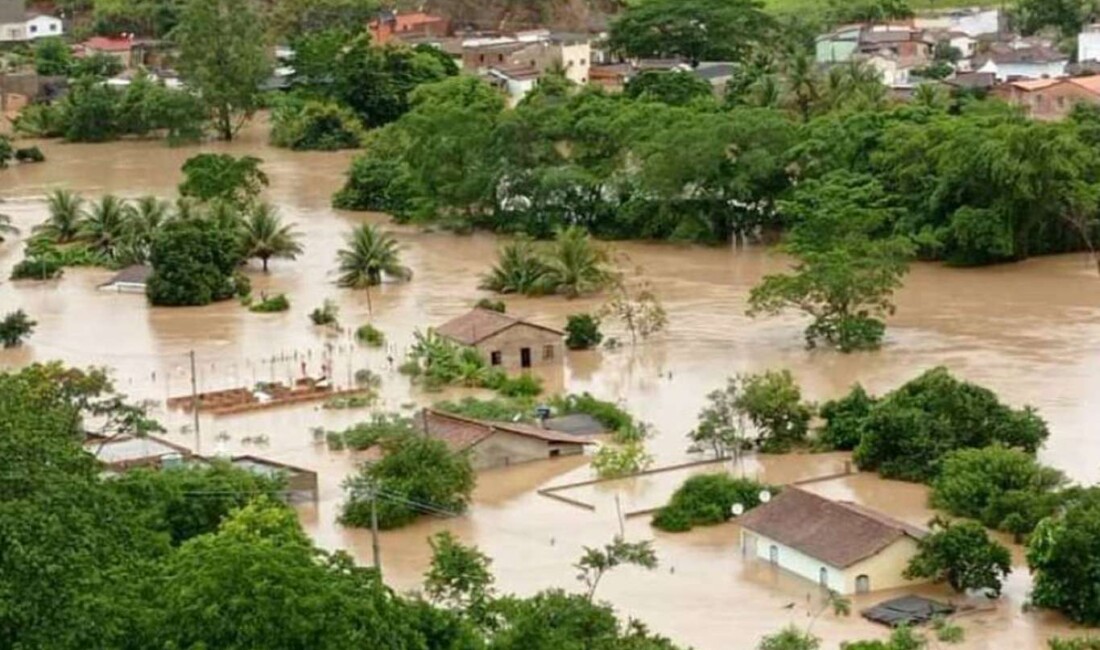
[914,7,1003,37]
[943,70,997,93]
[485,64,541,105]
[817,23,933,73]
[738,488,928,595]
[87,434,194,472]
[994,76,1100,120]
[76,36,138,67]
[435,308,564,373]
[1080,25,1100,63]
[1,9,63,42]
[974,41,1068,81]
[230,455,318,502]
[99,264,152,293]
[420,409,592,469]
[368,10,448,45]
[464,32,592,101]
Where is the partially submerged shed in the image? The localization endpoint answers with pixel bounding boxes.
[862,595,955,627]
[98,264,151,293]
[231,455,319,502]
[421,408,592,470]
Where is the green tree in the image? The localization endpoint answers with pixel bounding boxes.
[336,223,411,291]
[932,447,1066,539]
[539,226,613,298]
[146,218,245,306]
[575,535,658,601]
[652,474,771,532]
[1015,0,1097,38]
[0,213,17,242]
[609,0,774,66]
[270,0,378,39]
[35,189,86,243]
[341,434,475,529]
[600,277,667,345]
[424,531,495,612]
[79,194,132,259]
[59,78,121,142]
[174,0,271,140]
[179,154,269,206]
[71,52,125,79]
[480,237,549,295]
[748,173,913,352]
[904,519,1012,596]
[624,70,715,106]
[0,135,11,169]
[827,0,913,24]
[817,384,876,451]
[0,310,36,348]
[270,98,367,151]
[122,195,174,263]
[1028,488,1100,624]
[853,367,1050,482]
[33,37,71,76]
[239,202,304,271]
[736,370,813,452]
[565,313,603,350]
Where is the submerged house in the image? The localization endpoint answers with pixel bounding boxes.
[738,488,928,595]
[435,308,564,372]
[420,408,592,469]
[99,264,151,293]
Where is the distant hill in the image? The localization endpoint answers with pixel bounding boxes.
[412,0,622,32]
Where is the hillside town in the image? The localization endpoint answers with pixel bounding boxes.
[5,0,1100,649]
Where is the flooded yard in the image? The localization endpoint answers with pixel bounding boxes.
[3,123,1099,648]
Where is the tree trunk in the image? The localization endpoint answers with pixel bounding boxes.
[262,256,269,272]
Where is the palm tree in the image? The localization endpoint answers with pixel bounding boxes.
[240,202,304,272]
[79,194,132,259]
[479,237,548,295]
[335,223,411,289]
[122,195,173,263]
[0,214,18,243]
[34,189,85,243]
[540,226,612,298]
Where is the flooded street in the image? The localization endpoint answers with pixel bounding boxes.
[2,123,1099,648]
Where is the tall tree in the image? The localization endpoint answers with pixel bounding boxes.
[239,202,303,272]
[335,223,411,289]
[178,154,269,207]
[575,535,658,601]
[1028,488,1100,625]
[35,189,86,244]
[174,0,271,140]
[904,518,1012,596]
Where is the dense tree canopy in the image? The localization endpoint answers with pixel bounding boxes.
[853,367,1050,482]
[903,519,1012,596]
[146,217,246,306]
[608,0,775,65]
[1028,489,1100,625]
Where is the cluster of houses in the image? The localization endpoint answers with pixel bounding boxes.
[817,6,1100,120]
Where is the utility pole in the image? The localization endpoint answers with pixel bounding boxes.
[189,350,201,454]
[370,483,381,575]
[615,494,625,537]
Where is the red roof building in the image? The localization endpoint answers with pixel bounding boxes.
[368,11,448,45]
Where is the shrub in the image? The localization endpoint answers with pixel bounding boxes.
[0,135,10,168]
[309,299,340,327]
[737,370,813,453]
[270,99,366,151]
[547,392,632,432]
[248,293,290,313]
[146,219,245,307]
[12,103,65,138]
[817,384,876,451]
[652,474,773,532]
[341,434,475,529]
[904,519,1012,596]
[14,146,45,163]
[10,256,63,280]
[434,396,533,422]
[474,298,506,313]
[565,313,603,350]
[0,310,36,348]
[591,440,653,479]
[1028,489,1100,624]
[326,414,415,449]
[354,369,382,388]
[495,373,543,398]
[355,323,385,346]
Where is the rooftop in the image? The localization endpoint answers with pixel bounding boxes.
[100,264,152,286]
[434,308,563,346]
[542,413,607,437]
[422,409,596,449]
[81,36,134,52]
[86,435,192,466]
[737,488,926,569]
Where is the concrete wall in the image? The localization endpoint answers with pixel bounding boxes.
[980,59,1067,81]
[469,430,582,469]
[994,80,1100,120]
[475,324,563,373]
[740,530,924,595]
[1082,30,1100,63]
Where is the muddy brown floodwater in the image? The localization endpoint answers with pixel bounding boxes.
[2,121,1099,649]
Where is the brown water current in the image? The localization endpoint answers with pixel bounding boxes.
[2,122,1099,648]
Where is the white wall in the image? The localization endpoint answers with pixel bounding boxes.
[560,41,590,84]
[741,530,846,593]
[979,59,1067,81]
[1081,30,1100,62]
[916,9,1001,37]
[25,15,62,39]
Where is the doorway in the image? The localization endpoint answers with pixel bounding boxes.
[520,347,532,368]
[856,575,870,594]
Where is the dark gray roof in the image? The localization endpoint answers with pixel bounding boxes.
[543,413,606,436]
[944,71,996,89]
[693,62,736,81]
[862,596,954,627]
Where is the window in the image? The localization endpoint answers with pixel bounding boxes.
[490,351,502,366]
[29,24,37,33]
[580,58,586,65]
[819,567,828,587]
[543,345,554,360]
[768,545,779,565]
[479,54,485,63]
[50,23,57,31]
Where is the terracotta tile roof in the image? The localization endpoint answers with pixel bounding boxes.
[1008,78,1063,91]
[1070,75,1100,96]
[422,409,595,447]
[738,488,926,569]
[81,36,134,52]
[434,308,563,346]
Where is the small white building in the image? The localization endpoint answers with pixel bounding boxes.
[738,488,928,595]
[1081,25,1100,63]
[974,41,1068,81]
[0,12,63,42]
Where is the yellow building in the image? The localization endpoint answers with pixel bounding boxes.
[435,308,564,373]
[738,488,928,595]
